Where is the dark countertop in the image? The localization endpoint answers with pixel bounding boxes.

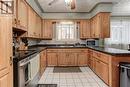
[86,46,130,56]
[13,47,46,61]
[13,45,130,62]
[28,45,130,56]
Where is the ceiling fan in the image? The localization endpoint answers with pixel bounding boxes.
[48,0,76,10]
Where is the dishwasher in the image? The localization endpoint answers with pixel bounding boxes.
[120,62,130,87]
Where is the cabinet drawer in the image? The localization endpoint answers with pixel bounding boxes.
[92,51,109,64]
[99,53,110,64]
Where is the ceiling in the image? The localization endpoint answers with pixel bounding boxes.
[37,0,120,13]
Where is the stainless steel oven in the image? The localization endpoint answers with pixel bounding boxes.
[18,57,31,87]
[13,50,39,87]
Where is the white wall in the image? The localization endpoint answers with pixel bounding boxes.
[112,0,130,16]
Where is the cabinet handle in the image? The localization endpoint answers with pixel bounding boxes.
[10,57,13,65]
[14,18,17,24]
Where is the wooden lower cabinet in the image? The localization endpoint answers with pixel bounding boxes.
[58,52,77,66]
[47,49,88,67]
[40,50,47,75]
[77,53,88,66]
[47,52,58,66]
[95,58,109,84]
[68,53,77,66]
[58,52,68,66]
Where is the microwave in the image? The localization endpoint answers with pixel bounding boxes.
[86,40,99,46]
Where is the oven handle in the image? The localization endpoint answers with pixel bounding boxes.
[19,61,30,67]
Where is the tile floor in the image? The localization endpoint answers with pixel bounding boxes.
[38,67,109,87]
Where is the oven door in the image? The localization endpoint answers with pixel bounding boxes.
[18,62,31,87]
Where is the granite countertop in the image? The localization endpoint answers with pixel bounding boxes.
[13,47,46,61]
[29,45,130,56]
[85,46,130,56]
[13,45,130,62]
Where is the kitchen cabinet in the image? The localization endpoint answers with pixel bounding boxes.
[88,49,109,85]
[77,52,88,66]
[28,8,42,38]
[58,52,68,66]
[88,56,94,70]
[13,0,28,31]
[42,20,53,39]
[28,6,36,38]
[80,20,91,39]
[68,53,77,66]
[95,58,109,84]
[58,52,77,66]
[40,50,46,75]
[90,12,110,38]
[47,52,58,66]
[36,15,42,38]
[47,49,88,66]
[0,16,13,87]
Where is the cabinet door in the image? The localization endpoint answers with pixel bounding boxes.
[95,59,109,84]
[0,74,10,87]
[36,15,42,38]
[100,13,110,38]
[40,50,46,75]
[90,18,95,38]
[17,0,28,31]
[80,20,91,39]
[58,52,68,66]
[88,57,94,69]
[0,16,13,87]
[77,52,88,66]
[94,15,101,38]
[47,52,58,66]
[42,20,53,39]
[68,53,77,66]
[28,7,36,37]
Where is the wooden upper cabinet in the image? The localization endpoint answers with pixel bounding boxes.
[17,0,28,31]
[28,6,36,38]
[0,16,13,87]
[28,8,42,38]
[36,15,42,38]
[80,20,91,39]
[90,12,110,38]
[42,20,53,39]
[13,0,28,31]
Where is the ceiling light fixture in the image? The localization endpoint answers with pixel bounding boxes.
[65,0,73,6]
[65,0,76,9]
